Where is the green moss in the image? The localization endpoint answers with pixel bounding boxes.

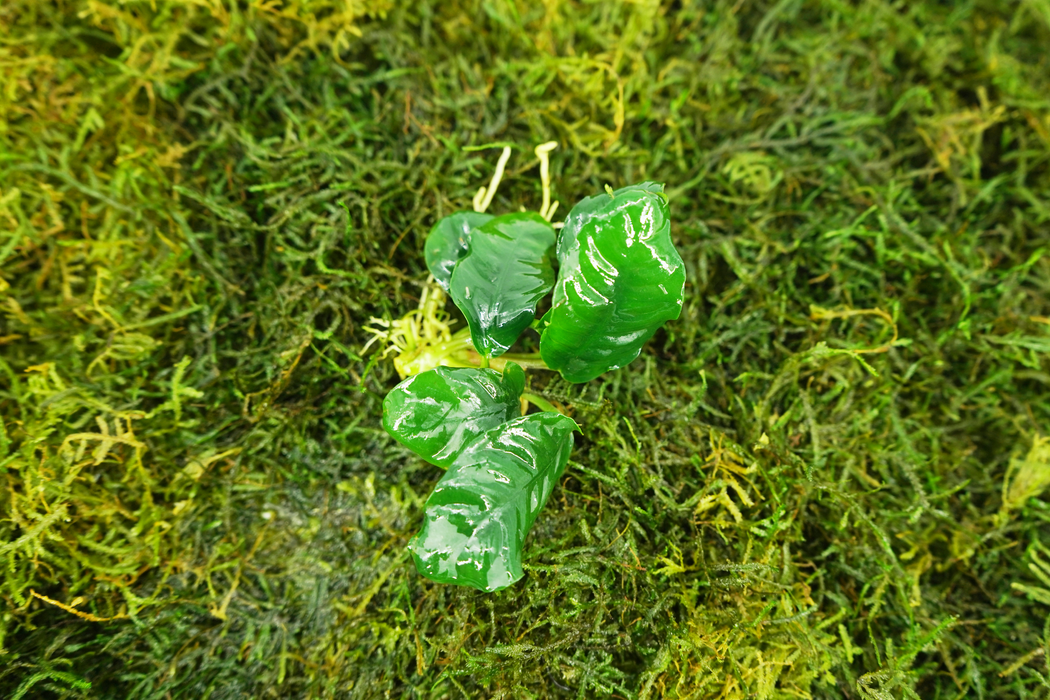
[1,0,1050,697]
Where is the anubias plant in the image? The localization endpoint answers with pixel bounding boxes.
[370,144,685,592]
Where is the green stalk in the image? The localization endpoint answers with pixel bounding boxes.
[521,392,562,414]
[462,351,550,372]
[499,352,548,367]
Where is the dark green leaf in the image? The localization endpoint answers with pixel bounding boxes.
[449,212,557,358]
[409,411,577,592]
[424,211,493,290]
[382,363,525,467]
[539,182,685,383]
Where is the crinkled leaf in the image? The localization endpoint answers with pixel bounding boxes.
[539,182,685,383]
[449,212,557,358]
[409,411,577,592]
[424,211,493,291]
[382,363,526,467]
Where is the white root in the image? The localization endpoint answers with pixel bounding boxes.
[534,141,559,220]
[473,146,512,213]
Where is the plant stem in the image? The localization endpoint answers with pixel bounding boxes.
[522,392,562,414]
[463,351,550,372]
[496,352,550,369]
[480,356,490,368]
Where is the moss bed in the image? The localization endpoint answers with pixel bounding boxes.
[2,1,1050,697]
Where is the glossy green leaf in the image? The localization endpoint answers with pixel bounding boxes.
[424,211,493,290]
[449,212,557,358]
[409,411,577,592]
[382,363,525,467]
[539,182,685,383]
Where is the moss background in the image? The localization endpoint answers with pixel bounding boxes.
[2,0,1050,697]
